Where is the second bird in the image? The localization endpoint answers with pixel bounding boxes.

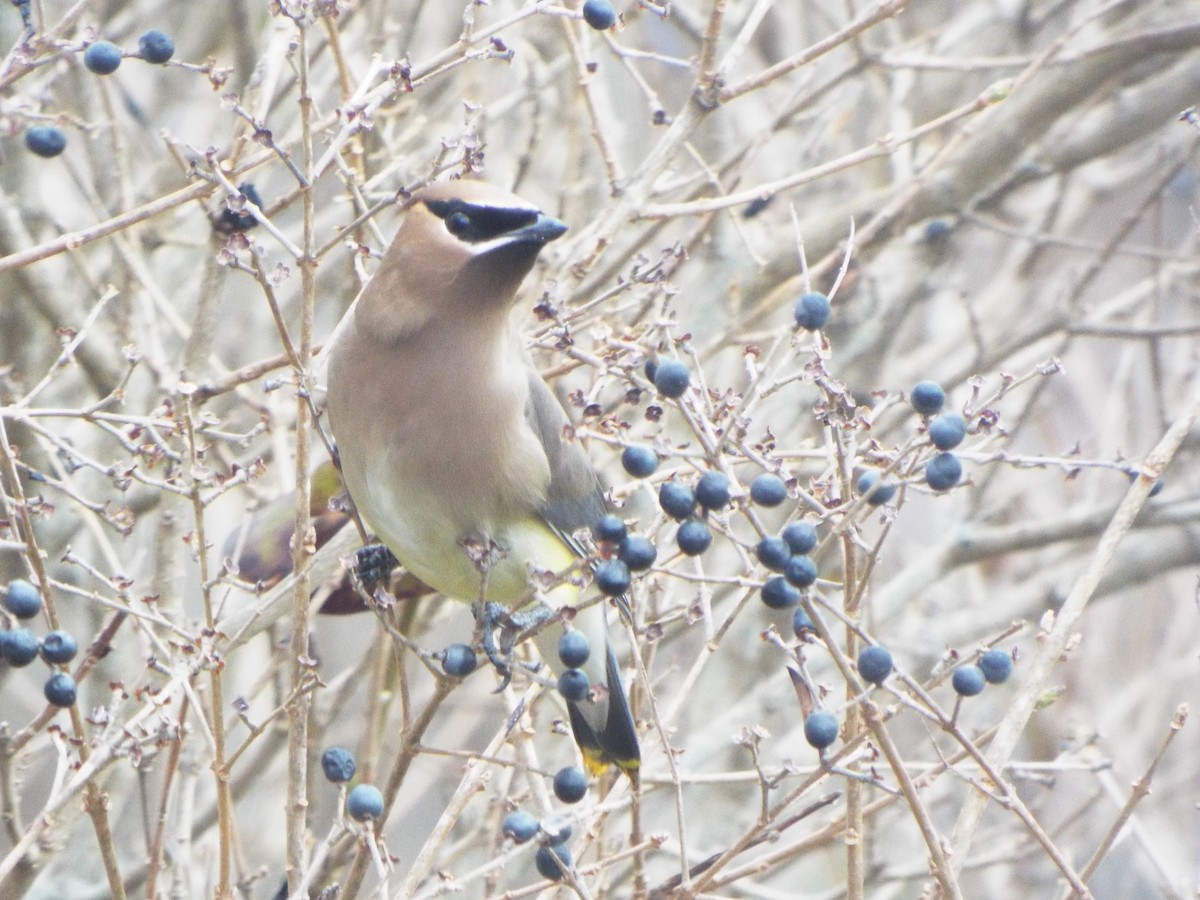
[325,180,640,777]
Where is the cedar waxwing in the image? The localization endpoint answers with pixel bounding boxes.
[325,180,640,777]
[224,461,364,614]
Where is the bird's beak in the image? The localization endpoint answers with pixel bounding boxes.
[509,213,568,245]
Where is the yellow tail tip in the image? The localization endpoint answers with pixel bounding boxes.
[581,747,640,780]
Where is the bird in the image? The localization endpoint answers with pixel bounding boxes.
[224,460,360,614]
[324,179,640,777]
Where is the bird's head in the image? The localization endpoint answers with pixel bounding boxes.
[359,180,567,341]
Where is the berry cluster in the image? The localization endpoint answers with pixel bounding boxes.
[620,434,808,569]
[319,745,384,823]
[801,642,1016,752]
[23,29,176,159]
[800,641,897,752]
[853,380,974,504]
[503,808,576,882]
[599,353,998,766]
[1,580,79,708]
[433,625,595,881]
[909,381,968,492]
[322,703,589,880]
[952,649,1015,697]
[502,801,581,883]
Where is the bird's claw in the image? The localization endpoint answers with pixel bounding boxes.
[353,544,399,592]
[475,601,554,693]
[478,602,512,689]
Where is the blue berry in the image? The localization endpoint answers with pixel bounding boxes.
[618,535,657,571]
[929,413,967,450]
[695,471,731,510]
[40,630,78,664]
[346,784,384,821]
[792,606,815,637]
[794,292,831,330]
[653,359,690,399]
[502,810,539,844]
[593,514,627,544]
[321,746,357,783]
[557,668,590,702]
[621,445,658,477]
[856,471,897,506]
[784,555,817,588]
[643,358,658,382]
[924,219,953,241]
[239,182,264,211]
[441,643,477,677]
[137,30,175,64]
[1126,470,1164,497]
[3,629,39,666]
[541,815,573,845]
[535,844,573,881]
[659,481,696,519]
[215,182,263,233]
[857,645,893,684]
[743,196,772,218]
[558,631,590,669]
[4,579,42,619]
[594,559,631,596]
[581,0,617,30]
[676,519,712,555]
[24,126,66,158]
[755,537,791,572]
[979,649,1013,684]
[749,474,787,507]
[44,673,77,707]
[925,452,962,492]
[781,521,817,555]
[952,665,985,697]
[909,381,945,416]
[84,41,122,75]
[803,711,839,749]
[761,576,800,609]
[552,766,588,804]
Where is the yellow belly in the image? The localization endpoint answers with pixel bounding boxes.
[364,491,577,608]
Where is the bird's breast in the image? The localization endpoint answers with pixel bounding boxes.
[329,317,557,604]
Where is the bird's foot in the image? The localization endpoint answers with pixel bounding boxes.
[352,544,399,598]
[478,602,510,683]
[475,601,554,692]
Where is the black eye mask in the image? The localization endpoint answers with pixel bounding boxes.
[425,199,540,243]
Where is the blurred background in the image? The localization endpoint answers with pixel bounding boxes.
[0,0,1198,897]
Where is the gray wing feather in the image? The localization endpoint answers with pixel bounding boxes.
[523,369,607,555]
[526,369,640,774]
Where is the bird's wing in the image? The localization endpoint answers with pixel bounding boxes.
[524,368,641,777]
[523,368,607,555]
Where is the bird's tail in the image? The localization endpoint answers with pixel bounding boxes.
[535,619,641,779]
[567,640,641,779]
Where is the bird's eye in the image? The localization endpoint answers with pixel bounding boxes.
[424,197,544,242]
[445,212,472,236]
